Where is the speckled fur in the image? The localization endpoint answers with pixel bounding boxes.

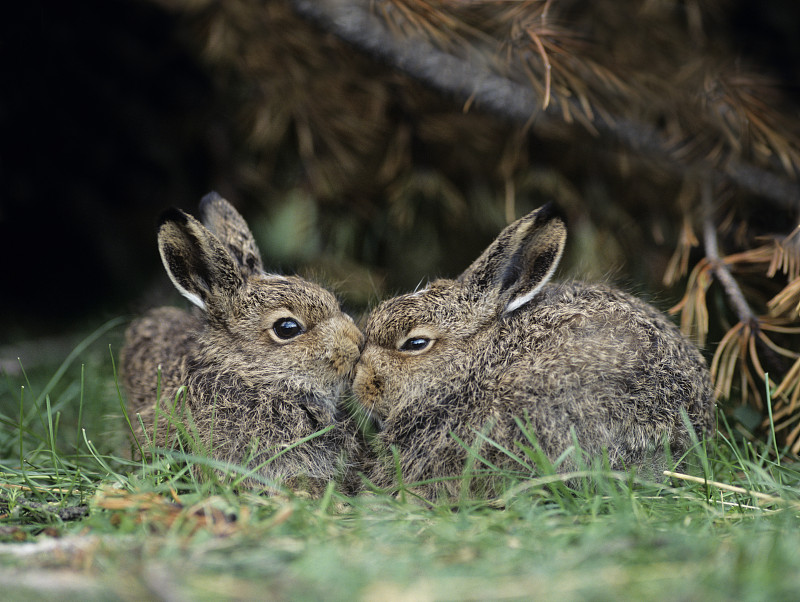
[121,193,365,495]
[354,206,715,500]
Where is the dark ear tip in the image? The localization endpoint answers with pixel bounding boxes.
[535,202,565,224]
[158,207,189,228]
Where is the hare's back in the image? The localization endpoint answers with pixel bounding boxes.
[121,306,200,416]
[509,281,713,428]
[529,281,697,356]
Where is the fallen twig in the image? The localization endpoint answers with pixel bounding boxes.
[663,470,800,510]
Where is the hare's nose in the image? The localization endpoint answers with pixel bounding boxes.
[328,318,363,377]
[346,319,365,348]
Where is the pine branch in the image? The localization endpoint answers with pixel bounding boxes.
[290,0,800,210]
[701,180,757,328]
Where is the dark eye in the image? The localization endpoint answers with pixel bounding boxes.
[399,337,431,352]
[273,317,305,340]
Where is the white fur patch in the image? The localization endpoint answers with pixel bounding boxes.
[176,287,206,311]
[504,242,564,314]
[258,274,290,284]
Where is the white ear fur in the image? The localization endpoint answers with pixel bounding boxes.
[157,207,244,314]
[458,204,567,315]
[181,291,207,311]
[503,236,565,314]
[155,223,206,310]
[162,262,207,310]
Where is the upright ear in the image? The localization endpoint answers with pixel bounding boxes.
[458,203,566,314]
[157,208,245,312]
[198,191,265,278]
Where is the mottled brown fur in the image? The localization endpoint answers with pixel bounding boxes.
[121,193,365,495]
[354,205,715,500]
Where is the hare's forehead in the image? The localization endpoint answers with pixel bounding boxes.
[365,289,457,345]
[248,275,340,317]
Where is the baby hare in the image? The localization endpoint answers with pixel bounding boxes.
[121,193,364,494]
[354,204,715,499]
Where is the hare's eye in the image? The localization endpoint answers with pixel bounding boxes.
[399,337,431,352]
[273,317,305,340]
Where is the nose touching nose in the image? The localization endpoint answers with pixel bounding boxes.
[327,316,364,376]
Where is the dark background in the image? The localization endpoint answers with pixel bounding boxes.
[3,1,220,340]
[2,0,799,343]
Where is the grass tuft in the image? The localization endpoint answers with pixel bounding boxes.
[2,325,800,598]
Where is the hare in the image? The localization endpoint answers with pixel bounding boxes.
[120,192,364,494]
[353,204,715,499]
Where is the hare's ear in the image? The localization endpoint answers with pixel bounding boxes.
[458,203,566,314]
[198,191,264,277]
[157,208,244,311]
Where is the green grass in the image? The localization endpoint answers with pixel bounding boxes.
[2,322,800,601]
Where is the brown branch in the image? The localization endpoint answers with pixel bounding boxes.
[290,0,800,210]
[701,180,758,328]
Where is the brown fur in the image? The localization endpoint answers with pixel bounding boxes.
[120,193,365,495]
[353,205,715,500]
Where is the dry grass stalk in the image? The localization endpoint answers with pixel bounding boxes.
[663,470,800,510]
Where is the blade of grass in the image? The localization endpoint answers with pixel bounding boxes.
[45,396,61,482]
[110,345,144,460]
[24,317,125,429]
[82,429,126,486]
[765,373,781,467]
[75,364,85,457]
[230,424,337,488]
[17,385,45,503]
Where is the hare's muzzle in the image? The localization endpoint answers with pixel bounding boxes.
[352,350,390,418]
